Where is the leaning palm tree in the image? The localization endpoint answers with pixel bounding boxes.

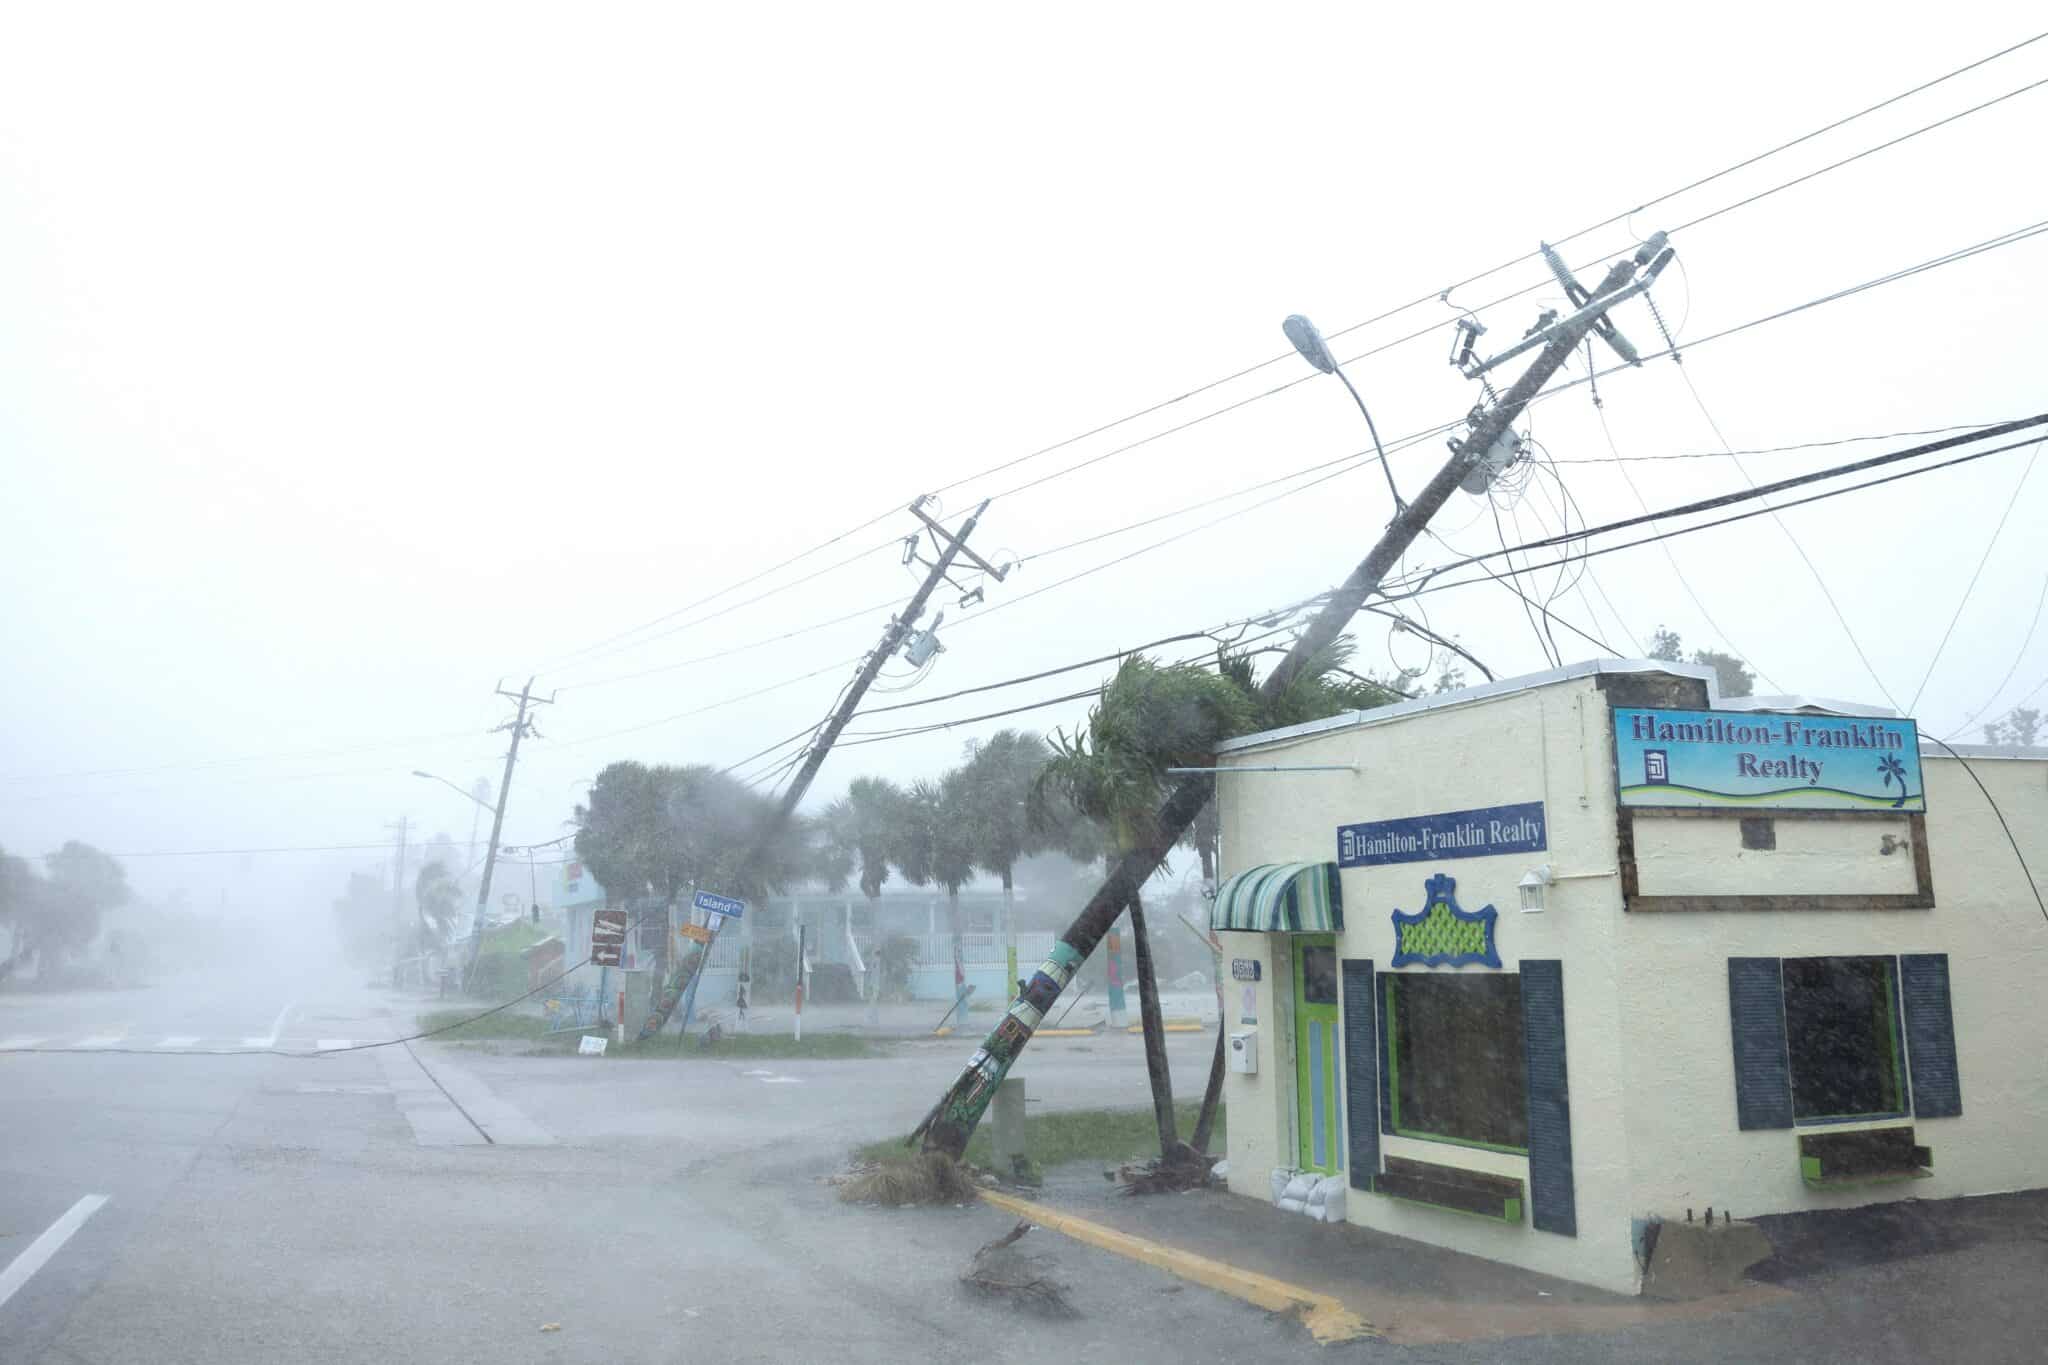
[892,774,979,1027]
[958,730,1050,1000]
[822,776,905,1024]
[1034,656,1256,1161]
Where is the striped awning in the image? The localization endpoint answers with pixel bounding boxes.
[1210,862,1344,933]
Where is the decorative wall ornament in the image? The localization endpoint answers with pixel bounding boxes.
[1391,873,1501,969]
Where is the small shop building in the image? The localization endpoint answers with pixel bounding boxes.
[1211,658,2046,1294]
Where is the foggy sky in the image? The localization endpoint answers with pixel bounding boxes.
[4,2,2044,912]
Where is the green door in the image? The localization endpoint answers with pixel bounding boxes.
[1294,935,1342,1174]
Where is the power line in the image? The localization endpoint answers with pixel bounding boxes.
[1546,421,2010,464]
[923,32,2048,509]
[1390,432,2048,608]
[1907,437,2045,713]
[1919,735,2047,925]
[537,537,901,678]
[548,655,866,751]
[1946,571,2048,739]
[1672,363,1905,712]
[554,594,904,692]
[517,37,2048,679]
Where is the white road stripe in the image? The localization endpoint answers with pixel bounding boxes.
[240,1037,272,1049]
[315,1039,353,1051]
[761,1076,804,1085]
[156,1036,201,1049]
[265,999,297,1048]
[74,1036,125,1049]
[0,1037,45,1050]
[0,1194,108,1311]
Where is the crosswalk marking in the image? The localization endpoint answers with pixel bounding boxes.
[241,1036,272,1049]
[315,1039,353,1051]
[157,1036,200,1049]
[75,1035,125,1049]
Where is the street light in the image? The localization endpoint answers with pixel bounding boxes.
[1282,313,1404,512]
[413,770,496,814]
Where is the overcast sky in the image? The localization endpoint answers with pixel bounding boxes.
[4,2,2044,911]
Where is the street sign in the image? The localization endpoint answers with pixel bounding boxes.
[677,922,714,944]
[578,1035,608,1056]
[1231,958,1262,982]
[591,908,628,966]
[692,891,747,919]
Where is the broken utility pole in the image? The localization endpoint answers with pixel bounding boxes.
[637,498,1005,1041]
[917,234,1675,1157]
[462,676,554,989]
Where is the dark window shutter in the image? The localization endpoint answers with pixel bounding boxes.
[1520,959,1575,1236]
[1900,954,1963,1118]
[1376,970,1394,1135]
[1341,959,1379,1191]
[1728,957,1793,1130]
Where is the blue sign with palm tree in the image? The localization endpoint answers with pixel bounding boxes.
[1614,707,1924,812]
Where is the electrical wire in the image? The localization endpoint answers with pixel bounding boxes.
[1597,405,1780,690]
[524,35,2048,678]
[1907,437,2044,714]
[1918,735,2047,924]
[554,595,904,692]
[919,31,2048,510]
[1945,568,2048,739]
[1387,434,2048,609]
[1672,362,1906,713]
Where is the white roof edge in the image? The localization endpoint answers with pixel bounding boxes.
[1722,694,1899,718]
[1217,657,1720,754]
[1920,741,2048,762]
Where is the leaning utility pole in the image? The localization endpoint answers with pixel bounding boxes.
[918,234,1675,1157]
[637,497,1005,1040]
[462,677,554,989]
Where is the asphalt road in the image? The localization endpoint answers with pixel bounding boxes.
[6,966,2046,1364]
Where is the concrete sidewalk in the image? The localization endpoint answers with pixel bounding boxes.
[999,1173,2048,1360]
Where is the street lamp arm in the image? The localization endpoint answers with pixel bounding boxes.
[413,770,498,815]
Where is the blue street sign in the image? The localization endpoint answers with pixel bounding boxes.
[692,890,747,919]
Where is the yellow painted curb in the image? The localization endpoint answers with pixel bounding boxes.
[1125,1020,1206,1033]
[1033,1026,1099,1037]
[979,1190,1374,1344]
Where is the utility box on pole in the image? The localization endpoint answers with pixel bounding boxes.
[990,1076,1027,1176]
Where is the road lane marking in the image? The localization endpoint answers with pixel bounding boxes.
[74,1036,125,1049]
[315,1039,353,1051]
[265,1000,297,1048]
[0,1037,45,1050]
[0,1194,109,1311]
[157,1036,200,1049]
[240,1036,271,1049]
[761,1076,804,1084]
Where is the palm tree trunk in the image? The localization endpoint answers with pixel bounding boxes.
[1126,890,1177,1155]
[1191,1030,1225,1153]
[947,885,968,1026]
[863,891,882,1028]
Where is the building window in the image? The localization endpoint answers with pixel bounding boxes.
[1782,956,1906,1122]
[1384,974,1528,1153]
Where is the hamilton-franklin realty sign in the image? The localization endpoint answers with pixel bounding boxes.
[1337,802,1546,869]
[1614,707,1924,812]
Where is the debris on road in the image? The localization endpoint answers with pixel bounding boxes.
[960,1220,1076,1318]
[836,1151,981,1206]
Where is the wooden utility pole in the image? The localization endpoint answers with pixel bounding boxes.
[637,498,1004,1040]
[462,677,554,989]
[919,237,1674,1157]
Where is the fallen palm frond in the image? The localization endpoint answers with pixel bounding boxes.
[836,1150,982,1206]
[1114,1141,1217,1195]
